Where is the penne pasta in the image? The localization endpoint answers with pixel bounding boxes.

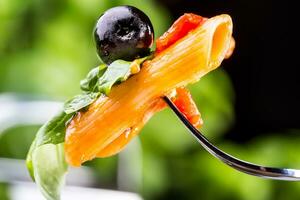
[65,14,233,167]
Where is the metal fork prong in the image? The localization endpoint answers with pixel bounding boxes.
[163,96,300,181]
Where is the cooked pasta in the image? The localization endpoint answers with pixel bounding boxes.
[65,14,233,167]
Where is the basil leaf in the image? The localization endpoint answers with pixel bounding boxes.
[26,111,72,200]
[32,143,68,200]
[80,64,107,92]
[26,111,71,173]
[98,60,132,95]
[26,111,72,178]
[26,139,37,181]
[64,92,100,114]
[35,111,73,146]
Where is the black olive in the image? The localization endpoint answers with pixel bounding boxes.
[94,5,154,64]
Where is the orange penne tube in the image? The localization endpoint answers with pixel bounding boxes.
[65,14,233,167]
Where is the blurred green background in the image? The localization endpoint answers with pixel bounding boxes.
[1,0,300,199]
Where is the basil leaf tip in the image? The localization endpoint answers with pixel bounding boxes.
[32,143,68,200]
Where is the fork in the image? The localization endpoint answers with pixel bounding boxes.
[163,96,300,181]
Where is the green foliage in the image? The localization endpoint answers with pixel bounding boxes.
[0,182,10,200]
[0,125,38,159]
[0,0,170,98]
[1,1,300,200]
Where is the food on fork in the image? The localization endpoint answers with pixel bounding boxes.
[26,5,234,199]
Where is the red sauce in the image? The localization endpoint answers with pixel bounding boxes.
[156,13,207,54]
[172,87,203,128]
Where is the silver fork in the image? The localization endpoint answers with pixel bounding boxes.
[163,96,300,181]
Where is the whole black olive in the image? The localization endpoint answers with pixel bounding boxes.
[94,5,154,64]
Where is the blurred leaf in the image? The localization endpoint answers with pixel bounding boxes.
[142,108,197,154]
[142,152,168,199]
[0,182,10,200]
[84,156,118,187]
[0,125,38,159]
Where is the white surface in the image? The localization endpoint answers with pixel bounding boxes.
[0,93,62,134]
[0,158,97,187]
[9,182,143,200]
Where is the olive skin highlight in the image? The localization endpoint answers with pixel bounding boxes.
[94,6,154,64]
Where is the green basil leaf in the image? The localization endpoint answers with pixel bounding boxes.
[26,111,72,180]
[80,64,107,92]
[26,111,71,200]
[26,139,37,181]
[32,143,68,200]
[64,92,100,114]
[35,111,73,147]
[98,60,132,95]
